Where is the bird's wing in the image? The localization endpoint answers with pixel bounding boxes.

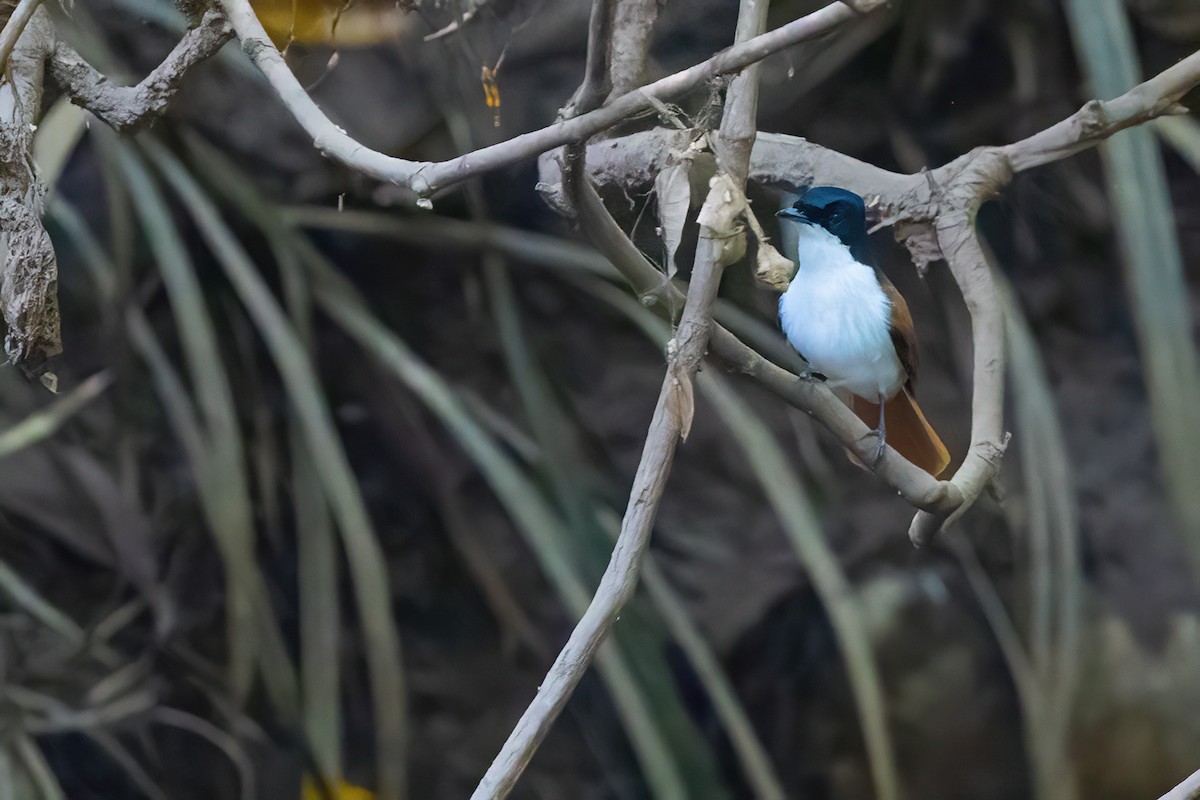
[878,274,919,390]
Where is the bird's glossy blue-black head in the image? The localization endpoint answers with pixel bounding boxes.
[776,186,870,262]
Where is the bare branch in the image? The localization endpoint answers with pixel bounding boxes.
[572,176,960,512]
[570,0,615,115]
[215,0,877,197]
[0,0,44,73]
[537,38,1200,544]
[1157,767,1200,800]
[1003,48,1200,172]
[608,0,659,97]
[468,1,773,796]
[49,8,233,133]
[906,177,1011,546]
[0,6,59,377]
[423,0,490,42]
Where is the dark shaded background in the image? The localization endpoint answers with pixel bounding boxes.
[2,0,1199,797]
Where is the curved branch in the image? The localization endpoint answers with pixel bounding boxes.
[573,176,959,512]
[215,0,883,197]
[539,41,1200,543]
[907,165,1011,546]
[49,8,233,133]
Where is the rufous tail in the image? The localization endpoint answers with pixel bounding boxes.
[850,388,950,477]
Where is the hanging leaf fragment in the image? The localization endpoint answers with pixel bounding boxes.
[302,775,377,800]
[654,158,692,278]
[481,65,501,128]
[666,365,695,442]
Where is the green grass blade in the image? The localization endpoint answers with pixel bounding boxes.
[31,98,87,199]
[276,232,342,783]
[0,746,15,800]
[1063,0,1200,574]
[114,140,262,700]
[1155,116,1200,174]
[145,142,406,800]
[482,260,728,797]
[0,558,85,646]
[302,249,688,800]
[1000,274,1082,800]
[0,372,112,458]
[14,737,64,800]
[52,177,299,718]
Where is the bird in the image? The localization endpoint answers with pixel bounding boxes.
[775,186,950,477]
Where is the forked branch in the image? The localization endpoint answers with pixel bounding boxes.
[215,0,883,197]
[50,8,234,132]
[540,45,1200,545]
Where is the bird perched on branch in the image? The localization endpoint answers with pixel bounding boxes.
[776,186,950,476]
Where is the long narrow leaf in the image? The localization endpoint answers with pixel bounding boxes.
[115,140,264,701]
[1000,273,1082,800]
[50,187,299,718]
[276,231,342,783]
[146,142,406,800]
[594,508,786,800]
[14,737,64,800]
[187,135,695,799]
[0,372,112,458]
[483,260,728,797]
[1063,0,1200,573]
[303,249,688,800]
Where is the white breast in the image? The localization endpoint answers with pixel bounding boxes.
[778,224,905,401]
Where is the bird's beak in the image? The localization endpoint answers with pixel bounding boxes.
[776,207,807,222]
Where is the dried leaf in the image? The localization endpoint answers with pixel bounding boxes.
[654,160,691,277]
[481,65,501,128]
[895,220,942,276]
[667,368,695,441]
[755,241,795,292]
[695,173,749,265]
[302,775,377,800]
[0,201,61,377]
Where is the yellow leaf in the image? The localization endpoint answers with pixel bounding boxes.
[250,0,411,47]
[301,775,377,800]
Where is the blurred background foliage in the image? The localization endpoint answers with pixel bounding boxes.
[0,0,1198,797]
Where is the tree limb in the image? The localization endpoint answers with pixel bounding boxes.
[0,6,58,377]
[0,0,44,74]
[49,8,233,133]
[1158,767,1200,800]
[468,0,774,797]
[215,0,883,198]
[608,0,659,97]
[539,43,1200,544]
